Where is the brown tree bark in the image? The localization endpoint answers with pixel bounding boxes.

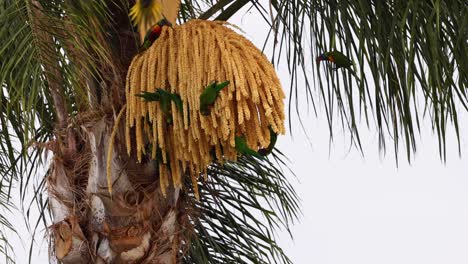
[33,1,189,262]
[48,117,187,263]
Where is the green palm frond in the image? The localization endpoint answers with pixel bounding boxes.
[0,0,126,260]
[179,0,220,22]
[185,153,299,264]
[0,234,14,264]
[197,0,468,161]
[2,0,464,263]
[0,163,15,264]
[300,0,467,162]
[0,0,117,191]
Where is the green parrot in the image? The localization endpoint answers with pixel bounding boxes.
[199,81,230,116]
[258,126,277,156]
[170,92,190,125]
[155,88,174,124]
[170,93,183,114]
[316,50,353,70]
[135,89,182,124]
[137,90,183,112]
[135,91,160,101]
[235,135,263,159]
[139,18,172,52]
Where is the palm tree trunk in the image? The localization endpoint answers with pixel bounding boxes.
[29,0,189,261]
[48,117,185,263]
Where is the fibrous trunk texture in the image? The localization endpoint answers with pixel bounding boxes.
[47,116,188,263]
[38,1,191,262]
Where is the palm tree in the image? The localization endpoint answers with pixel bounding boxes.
[0,0,466,263]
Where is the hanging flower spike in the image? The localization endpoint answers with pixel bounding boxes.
[126,20,286,199]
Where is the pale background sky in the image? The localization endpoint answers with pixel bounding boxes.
[5,2,468,263]
[233,5,468,264]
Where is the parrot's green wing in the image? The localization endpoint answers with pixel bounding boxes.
[200,82,217,103]
[139,29,153,52]
[135,91,160,102]
[214,80,230,92]
[155,88,173,124]
[330,50,353,69]
[170,93,183,114]
[139,40,151,52]
[156,88,172,105]
[199,82,217,115]
[235,136,263,159]
[170,92,188,124]
[200,80,230,116]
[258,126,277,156]
[139,24,157,52]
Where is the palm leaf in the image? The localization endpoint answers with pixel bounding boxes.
[0,0,126,261]
[185,152,299,263]
[197,0,467,161]
[0,160,15,264]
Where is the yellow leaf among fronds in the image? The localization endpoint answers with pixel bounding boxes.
[130,0,181,41]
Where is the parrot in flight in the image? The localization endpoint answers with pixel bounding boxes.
[139,18,172,52]
[258,126,277,156]
[235,136,263,159]
[199,81,230,116]
[316,50,353,70]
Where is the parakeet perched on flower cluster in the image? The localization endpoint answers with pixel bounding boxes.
[235,136,263,159]
[125,18,286,199]
[136,88,182,124]
[199,81,230,116]
[139,18,172,52]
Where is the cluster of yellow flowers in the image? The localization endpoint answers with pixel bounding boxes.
[125,20,285,198]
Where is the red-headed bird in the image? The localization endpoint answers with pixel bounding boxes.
[130,0,163,40]
[139,18,172,52]
[316,50,353,70]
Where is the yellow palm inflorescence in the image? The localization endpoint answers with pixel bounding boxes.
[125,20,285,199]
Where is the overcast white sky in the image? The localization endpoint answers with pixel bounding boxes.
[238,4,468,264]
[6,2,468,264]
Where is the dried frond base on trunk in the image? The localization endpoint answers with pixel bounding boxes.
[48,117,189,263]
